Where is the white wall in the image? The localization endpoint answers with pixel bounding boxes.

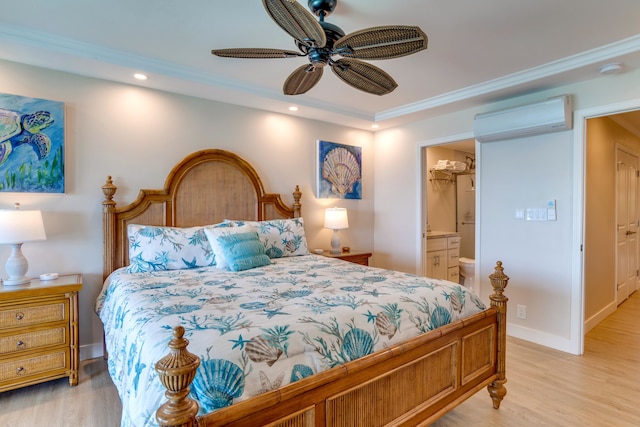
[5,56,640,358]
[479,132,574,342]
[0,59,374,359]
[374,68,640,353]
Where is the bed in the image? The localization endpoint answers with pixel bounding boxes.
[99,149,509,427]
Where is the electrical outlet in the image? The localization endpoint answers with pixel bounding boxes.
[516,304,527,319]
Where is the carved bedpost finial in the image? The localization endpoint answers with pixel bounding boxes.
[102,176,118,283]
[293,185,302,218]
[102,176,117,206]
[487,261,509,409]
[489,261,509,302]
[155,326,201,427]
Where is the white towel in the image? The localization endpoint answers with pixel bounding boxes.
[451,161,467,171]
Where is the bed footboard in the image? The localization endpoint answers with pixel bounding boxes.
[155,262,509,427]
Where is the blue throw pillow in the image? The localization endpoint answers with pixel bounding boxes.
[216,231,271,271]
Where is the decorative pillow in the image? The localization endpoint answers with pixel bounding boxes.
[216,231,271,272]
[203,224,254,270]
[126,223,231,273]
[224,218,309,259]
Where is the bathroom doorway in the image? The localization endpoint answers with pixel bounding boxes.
[421,139,476,284]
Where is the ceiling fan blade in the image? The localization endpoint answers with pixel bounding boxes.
[283,64,324,95]
[263,0,326,48]
[212,48,303,59]
[331,58,397,95]
[334,26,428,60]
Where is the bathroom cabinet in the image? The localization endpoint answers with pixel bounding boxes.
[426,233,460,282]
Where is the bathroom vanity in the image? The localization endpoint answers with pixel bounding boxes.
[426,232,460,282]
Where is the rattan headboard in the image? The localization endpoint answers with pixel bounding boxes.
[102,149,301,280]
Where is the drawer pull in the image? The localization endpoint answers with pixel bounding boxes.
[16,366,25,375]
[15,312,24,320]
[16,340,25,348]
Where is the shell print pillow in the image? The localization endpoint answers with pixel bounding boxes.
[223,218,309,258]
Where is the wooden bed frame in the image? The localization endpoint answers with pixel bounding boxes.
[102,149,508,427]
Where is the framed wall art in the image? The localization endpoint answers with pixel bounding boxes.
[0,93,65,193]
[316,140,362,199]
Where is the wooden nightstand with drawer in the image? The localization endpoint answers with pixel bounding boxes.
[321,250,372,266]
[0,274,82,392]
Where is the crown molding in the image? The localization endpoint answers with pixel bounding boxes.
[376,35,640,122]
[2,24,639,129]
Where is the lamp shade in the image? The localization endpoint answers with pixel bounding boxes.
[324,207,349,230]
[0,209,47,244]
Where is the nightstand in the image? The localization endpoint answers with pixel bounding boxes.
[321,250,372,266]
[0,274,82,392]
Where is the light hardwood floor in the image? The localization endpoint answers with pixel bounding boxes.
[1,292,638,427]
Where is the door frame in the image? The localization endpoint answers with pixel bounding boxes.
[574,98,640,355]
[416,132,478,289]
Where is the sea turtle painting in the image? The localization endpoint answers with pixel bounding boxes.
[0,109,54,165]
[0,93,64,193]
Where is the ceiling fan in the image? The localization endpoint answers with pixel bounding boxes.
[211,0,428,96]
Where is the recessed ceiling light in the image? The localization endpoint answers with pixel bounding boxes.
[134,73,148,80]
[599,63,623,75]
[371,124,379,129]
[289,106,299,111]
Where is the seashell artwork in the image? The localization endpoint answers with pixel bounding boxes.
[449,286,465,314]
[245,336,283,366]
[375,312,398,339]
[190,358,246,412]
[430,305,452,330]
[341,327,374,361]
[290,364,314,383]
[317,140,362,199]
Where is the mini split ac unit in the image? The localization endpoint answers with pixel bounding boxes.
[473,95,573,143]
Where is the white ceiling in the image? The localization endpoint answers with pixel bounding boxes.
[1,0,640,130]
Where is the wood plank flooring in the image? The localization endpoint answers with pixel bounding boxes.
[432,291,640,427]
[1,291,638,427]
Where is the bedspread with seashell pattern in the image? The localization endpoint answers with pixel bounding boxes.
[96,254,485,427]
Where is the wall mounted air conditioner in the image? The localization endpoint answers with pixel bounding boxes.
[473,95,573,143]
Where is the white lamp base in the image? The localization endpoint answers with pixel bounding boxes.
[330,229,341,254]
[3,243,30,286]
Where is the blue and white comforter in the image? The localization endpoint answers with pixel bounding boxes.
[96,254,485,427]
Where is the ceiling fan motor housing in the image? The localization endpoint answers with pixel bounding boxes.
[308,0,337,17]
[298,20,345,67]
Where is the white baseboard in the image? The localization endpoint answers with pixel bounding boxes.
[80,342,104,361]
[583,301,616,334]
[507,323,580,355]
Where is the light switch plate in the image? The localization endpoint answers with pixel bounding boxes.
[526,208,547,221]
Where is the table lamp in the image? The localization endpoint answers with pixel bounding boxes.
[0,203,47,286]
[324,207,348,254]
